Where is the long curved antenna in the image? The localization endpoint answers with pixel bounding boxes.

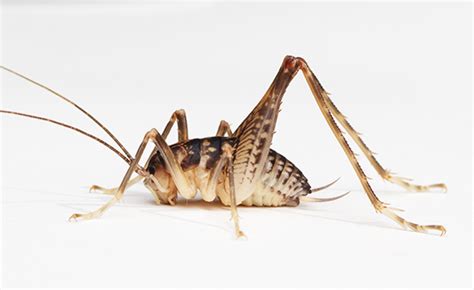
[1,109,131,165]
[0,65,133,160]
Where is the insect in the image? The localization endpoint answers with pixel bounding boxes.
[1,56,447,237]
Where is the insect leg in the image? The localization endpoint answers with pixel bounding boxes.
[161,109,189,141]
[223,144,246,238]
[216,120,233,137]
[143,178,166,205]
[145,109,189,167]
[69,128,195,221]
[198,142,245,237]
[89,175,143,195]
[322,95,446,192]
[296,57,445,235]
[90,109,189,194]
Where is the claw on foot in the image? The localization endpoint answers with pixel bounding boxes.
[89,184,116,195]
[380,206,446,236]
[68,213,82,222]
[68,211,103,222]
[433,183,448,193]
[236,230,247,240]
[89,185,99,193]
[424,225,447,236]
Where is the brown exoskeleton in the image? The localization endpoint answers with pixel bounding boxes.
[1,56,447,238]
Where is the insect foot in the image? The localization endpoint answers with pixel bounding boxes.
[230,210,247,239]
[235,230,247,240]
[68,198,118,222]
[89,184,115,194]
[68,212,99,222]
[380,206,446,236]
[386,174,448,193]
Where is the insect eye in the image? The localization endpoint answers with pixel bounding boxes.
[148,164,156,175]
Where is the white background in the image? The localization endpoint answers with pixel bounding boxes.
[1,1,472,288]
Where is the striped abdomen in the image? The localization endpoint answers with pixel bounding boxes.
[240,149,312,207]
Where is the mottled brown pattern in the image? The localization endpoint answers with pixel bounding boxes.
[146,136,312,207]
[1,57,446,236]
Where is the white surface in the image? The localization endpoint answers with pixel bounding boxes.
[1,1,472,288]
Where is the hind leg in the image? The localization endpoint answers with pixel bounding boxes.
[296,57,446,235]
[233,56,445,235]
[322,95,446,192]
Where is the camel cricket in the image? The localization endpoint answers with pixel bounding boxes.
[1,56,447,238]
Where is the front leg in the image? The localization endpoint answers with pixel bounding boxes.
[70,128,195,221]
[161,109,189,141]
[89,175,143,194]
[91,109,190,195]
[216,120,233,137]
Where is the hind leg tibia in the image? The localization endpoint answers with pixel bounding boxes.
[322,81,446,192]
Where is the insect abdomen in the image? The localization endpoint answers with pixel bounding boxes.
[241,149,312,207]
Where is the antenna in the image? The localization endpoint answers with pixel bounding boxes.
[1,109,131,164]
[0,65,133,160]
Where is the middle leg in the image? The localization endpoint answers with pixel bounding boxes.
[201,141,245,238]
[223,143,246,238]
